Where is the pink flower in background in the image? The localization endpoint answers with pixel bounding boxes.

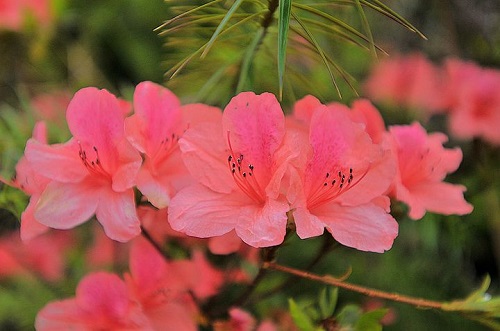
[288,103,398,253]
[0,0,52,30]
[169,92,291,247]
[24,87,142,242]
[125,238,198,331]
[443,59,500,145]
[126,81,222,208]
[214,308,279,331]
[0,230,71,282]
[389,122,473,219]
[364,53,445,113]
[31,90,72,126]
[36,272,153,330]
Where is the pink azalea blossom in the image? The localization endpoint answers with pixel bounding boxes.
[24,87,142,242]
[0,121,51,241]
[288,102,398,253]
[0,229,71,281]
[388,122,473,219]
[169,92,291,247]
[125,238,199,331]
[214,308,279,331]
[364,53,445,114]
[0,0,52,30]
[36,272,153,330]
[126,81,222,208]
[443,59,500,145]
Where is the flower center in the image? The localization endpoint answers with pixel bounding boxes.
[226,132,265,205]
[151,133,180,166]
[307,166,368,210]
[78,142,111,180]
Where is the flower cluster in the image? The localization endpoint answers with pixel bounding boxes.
[365,54,500,145]
[10,81,472,256]
[35,237,224,330]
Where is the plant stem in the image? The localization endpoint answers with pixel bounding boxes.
[140,225,170,259]
[263,262,444,309]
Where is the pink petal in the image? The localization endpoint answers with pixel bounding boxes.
[75,272,130,319]
[305,104,377,197]
[406,182,473,219]
[235,198,289,247]
[35,181,100,229]
[292,94,324,126]
[36,299,89,331]
[129,81,182,156]
[111,138,142,192]
[209,231,243,255]
[95,189,141,242]
[349,99,386,144]
[313,203,398,253]
[179,122,233,193]
[24,138,86,183]
[145,302,198,331]
[168,184,251,238]
[222,92,285,173]
[129,238,168,296]
[20,195,49,242]
[135,166,171,208]
[181,103,223,127]
[336,147,396,206]
[66,87,126,172]
[293,207,326,239]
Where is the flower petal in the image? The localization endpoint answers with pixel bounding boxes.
[168,183,249,238]
[24,138,86,183]
[129,81,182,156]
[235,198,289,247]
[313,203,398,253]
[179,122,233,193]
[66,87,126,172]
[95,189,141,242]
[35,181,99,229]
[222,92,285,172]
[405,182,473,220]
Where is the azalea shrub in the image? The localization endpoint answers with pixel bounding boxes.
[0,0,499,330]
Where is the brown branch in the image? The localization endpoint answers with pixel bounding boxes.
[263,262,444,310]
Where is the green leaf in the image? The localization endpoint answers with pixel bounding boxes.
[353,0,376,57]
[291,11,341,98]
[289,298,319,331]
[277,0,292,100]
[318,287,338,319]
[336,304,362,327]
[236,27,265,93]
[201,0,245,58]
[355,309,388,331]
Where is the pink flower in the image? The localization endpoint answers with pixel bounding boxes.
[364,53,445,113]
[214,308,279,331]
[169,92,291,247]
[288,102,398,253]
[388,122,473,219]
[126,81,222,208]
[24,87,142,242]
[125,238,198,331]
[0,0,52,30]
[443,59,500,145]
[31,90,72,127]
[0,230,71,281]
[0,122,51,241]
[36,272,153,330]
